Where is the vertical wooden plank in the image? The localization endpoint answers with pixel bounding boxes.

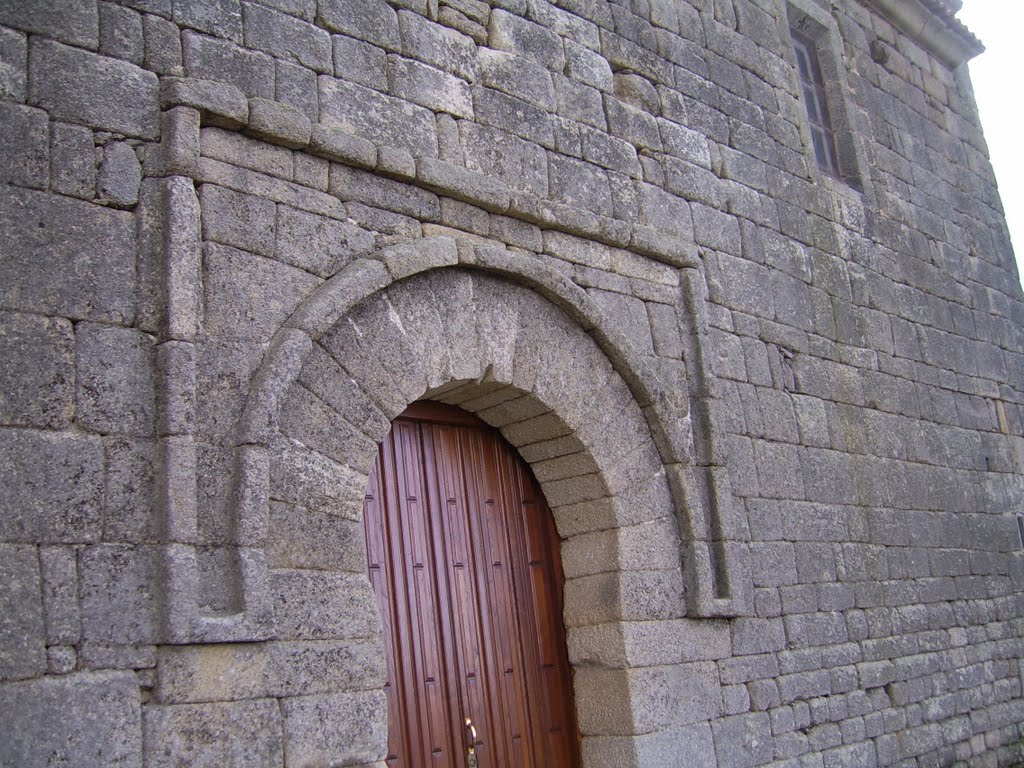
[363,404,582,768]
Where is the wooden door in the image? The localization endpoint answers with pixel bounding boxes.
[363,402,582,768]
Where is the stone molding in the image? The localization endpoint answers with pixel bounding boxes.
[862,0,984,66]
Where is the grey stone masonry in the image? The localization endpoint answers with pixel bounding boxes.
[1,0,1022,766]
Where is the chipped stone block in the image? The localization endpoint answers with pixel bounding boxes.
[0,310,74,428]
[0,671,142,767]
[0,544,45,681]
[0,429,104,543]
[0,101,48,188]
[97,141,142,207]
[29,39,158,138]
[0,25,26,101]
[76,323,156,436]
[282,691,387,767]
[143,699,284,767]
[79,544,161,644]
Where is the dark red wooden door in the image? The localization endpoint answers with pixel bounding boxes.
[363,402,582,768]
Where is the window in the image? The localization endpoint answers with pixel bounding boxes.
[791,29,841,177]
[784,0,868,192]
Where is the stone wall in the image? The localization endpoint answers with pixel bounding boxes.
[1,0,1022,766]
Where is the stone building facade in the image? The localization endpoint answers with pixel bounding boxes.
[1,0,1022,765]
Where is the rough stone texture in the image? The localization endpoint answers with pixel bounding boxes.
[97,141,143,207]
[0,101,48,189]
[0,187,135,323]
[4,0,1024,766]
[29,38,159,138]
[0,429,104,543]
[143,699,284,767]
[0,311,74,428]
[76,323,156,436]
[0,671,142,766]
[0,544,45,681]
[0,0,99,49]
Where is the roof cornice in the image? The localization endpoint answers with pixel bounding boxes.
[863,0,984,67]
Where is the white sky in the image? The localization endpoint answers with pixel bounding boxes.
[955,1,1024,287]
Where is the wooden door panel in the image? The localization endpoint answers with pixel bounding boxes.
[365,404,581,768]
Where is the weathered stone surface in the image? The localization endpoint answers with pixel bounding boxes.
[200,183,276,257]
[0,184,135,324]
[282,691,387,767]
[203,242,321,340]
[181,30,274,100]
[161,77,249,125]
[0,544,45,681]
[319,0,399,50]
[0,101,48,188]
[0,0,98,48]
[79,544,160,644]
[97,141,142,207]
[0,311,74,428]
[99,2,144,65]
[398,9,478,81]
[76,323,156,436]
[0,671,142,767]
[0,429,104,542]
[143,13,183,75]
[39,545,79,645]
[319,75,438,158]
[243,2,330,73]
[489,8,565,71]
[0,25,26,101]
[29,39,158,138]
[247,97,312,149]
[276,205,375,278]
[155,639,385,703]
[173,0,241,43]
[49,121,95,199]
[333,33,387,90]
[143,699,283,767]
[387,54,473,118]
[271,569,380,640]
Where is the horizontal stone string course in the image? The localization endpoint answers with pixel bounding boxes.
[158,76,700,268]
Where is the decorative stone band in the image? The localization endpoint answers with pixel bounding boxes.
[154,77,699,271]
[157,234,753,644]
[864,0,984,67]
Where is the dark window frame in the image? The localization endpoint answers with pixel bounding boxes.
[791,28,842,178]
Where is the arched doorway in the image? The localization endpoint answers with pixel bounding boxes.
[363,401,582,767]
